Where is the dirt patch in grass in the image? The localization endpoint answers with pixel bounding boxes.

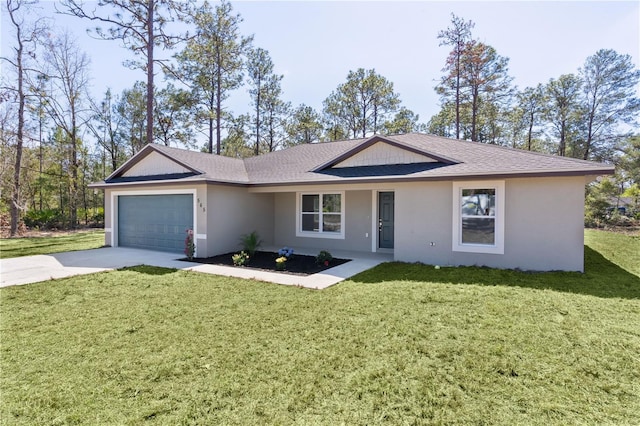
[188,250,350,276]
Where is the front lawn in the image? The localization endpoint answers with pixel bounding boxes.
[0,230,638,424]
[0,230,105,259]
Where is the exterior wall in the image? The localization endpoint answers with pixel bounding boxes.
[206,185,274,256]
[394,176,586,271]
[104,183,209,256]
[274,190,372,252]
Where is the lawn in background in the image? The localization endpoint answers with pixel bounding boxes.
[0,230,638,424]
[0,230,105,259]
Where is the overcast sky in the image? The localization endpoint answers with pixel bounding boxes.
[2,0,639,127]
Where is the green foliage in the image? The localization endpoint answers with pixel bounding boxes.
[174,0,253,154]
[0,230,105,259]
[232,250,250,266]
[286,104,323,145]
[0,231,638,424]
[315,250,333,265]
[23,208,64,229]
[323,68,402,139]
[239,231,262,256]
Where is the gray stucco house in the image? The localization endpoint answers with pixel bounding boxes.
[90,133,614,272]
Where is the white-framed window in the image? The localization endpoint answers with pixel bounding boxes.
[296,192,345,239]
[452,181,505,254]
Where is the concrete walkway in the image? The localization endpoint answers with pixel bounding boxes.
[0,247,392,290]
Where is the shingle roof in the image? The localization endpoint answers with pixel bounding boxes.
[92,133,614,188]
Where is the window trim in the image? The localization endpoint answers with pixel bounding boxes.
[296,191,345,239]
[452,181,505,254]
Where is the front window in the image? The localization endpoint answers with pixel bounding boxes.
[298,192,344,238]
[453,182,504,254]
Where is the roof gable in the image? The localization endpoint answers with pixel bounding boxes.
[313,135,458,172]
[106,145,203,182]
[121,150,194,177]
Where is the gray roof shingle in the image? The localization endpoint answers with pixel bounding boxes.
[94,133,614,188]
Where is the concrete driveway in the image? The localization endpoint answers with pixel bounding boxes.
[0,247,391,290]
[0,247,192,288]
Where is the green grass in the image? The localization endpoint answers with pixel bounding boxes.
[1,231,638,424]
[0,230,105,259]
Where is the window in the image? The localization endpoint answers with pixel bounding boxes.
[452,181,504,254]
[297,192,344,238]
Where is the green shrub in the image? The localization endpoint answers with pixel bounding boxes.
[23,209,63,229]
[316,250,333,265]
[232,251,250,266]
[240,231,262,256]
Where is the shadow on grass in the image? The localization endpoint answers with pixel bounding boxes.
[118,265,178,276]
[350,247,640,300]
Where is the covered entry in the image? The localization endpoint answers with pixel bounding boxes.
[117,194,193,253]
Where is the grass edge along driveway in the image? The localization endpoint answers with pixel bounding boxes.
[0,229,638,424]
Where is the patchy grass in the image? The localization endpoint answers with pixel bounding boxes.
[0,232,639,424]
[0,230,105,259]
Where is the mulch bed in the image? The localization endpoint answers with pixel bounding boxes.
[187,250,351,276]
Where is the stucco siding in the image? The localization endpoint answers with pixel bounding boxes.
[394,181,453,265]
[274,190,372,252]
[394,177,585,271]
[206,185,274,256]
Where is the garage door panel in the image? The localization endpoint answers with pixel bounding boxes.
[118,194,193,253]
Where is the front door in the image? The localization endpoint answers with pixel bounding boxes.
[378,192,394,249]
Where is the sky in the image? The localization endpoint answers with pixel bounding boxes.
[2,0,639,129]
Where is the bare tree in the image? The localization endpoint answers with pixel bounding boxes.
[1,0,47,236]
[41,31,91,228]
[60,0,193,146]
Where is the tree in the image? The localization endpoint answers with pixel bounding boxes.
[87,89,127,174]
[41,31,91,228]
[516,84,545,150]
[323,68,400,139]
[543,74,582,157]
[579,49,640,161]
[437,13,475,140]
[116,82,147,155]
[153,84,195,148]
[174,0,252,154]
[427,102,457,138]
[383,107,426,135]
[247,48,284,155]
[221,114,252,158]
[459,40,513,142]
[61,0,193,147]
[286,104,323,145]
[1,0,47,236]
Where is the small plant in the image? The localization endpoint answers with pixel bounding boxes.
[278,247,294,258]
[275,256,287,270]
[316,250,333,266]
[184,229,195,260]
[232,251,250,266]
[240,231,262,256]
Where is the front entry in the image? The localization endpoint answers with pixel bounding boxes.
[378,192,394,249]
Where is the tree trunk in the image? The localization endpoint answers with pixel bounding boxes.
[527,111,534,151]
[215,47,222,155]
[10,23,25,237]
[146,0,154,146]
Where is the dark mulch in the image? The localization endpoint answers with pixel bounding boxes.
[186,251,351,276]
